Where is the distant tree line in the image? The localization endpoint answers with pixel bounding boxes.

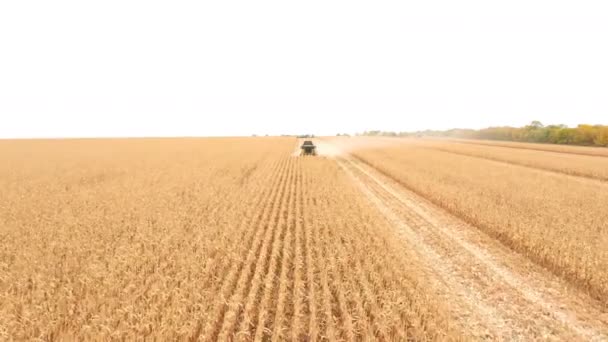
[359,121,608,147]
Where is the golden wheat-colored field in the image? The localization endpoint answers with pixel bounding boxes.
[0,138,457,340]
[2,137,607,340]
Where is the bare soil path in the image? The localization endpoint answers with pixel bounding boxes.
[318,140,608,341]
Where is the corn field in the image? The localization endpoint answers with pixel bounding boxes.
[1,137,607,340]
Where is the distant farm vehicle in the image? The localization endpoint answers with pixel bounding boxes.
[300,140,317,156]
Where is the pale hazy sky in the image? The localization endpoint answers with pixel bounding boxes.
[1,1,607,138]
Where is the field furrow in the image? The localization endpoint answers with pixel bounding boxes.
[300,164,335,341]
[302,167,319,341]
[290,159,307,341]
[251,158,297,341]
[199,158,292,341]
[214,161,292,340]
[271,158,301,341]
[268,159,298,341]
[232,164,293,340]
[231,158,295,341]
[188,159,284,314]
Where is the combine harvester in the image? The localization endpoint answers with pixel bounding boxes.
[300,140,317,156]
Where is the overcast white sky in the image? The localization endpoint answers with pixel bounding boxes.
[1,1,607,138]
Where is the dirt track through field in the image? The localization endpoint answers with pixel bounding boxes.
[322,143,608,340]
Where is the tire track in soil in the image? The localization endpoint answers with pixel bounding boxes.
[352,149,608,305]
[338,157,505,338]
[215,158,295,341]
[250,158,297,341]
[351,155,608,334]
[337,154,608,341]
[194,157,291,341]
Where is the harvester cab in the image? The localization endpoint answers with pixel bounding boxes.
[300,140,317,156]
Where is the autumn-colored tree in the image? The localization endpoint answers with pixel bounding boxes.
[361,121,608,147]
[594,126,608,146]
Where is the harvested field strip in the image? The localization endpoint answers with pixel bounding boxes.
[445,138,608,158]
[413,140,608,181]
[339,158,500,338]
[338,156,608,340]
[348,144,608,304]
